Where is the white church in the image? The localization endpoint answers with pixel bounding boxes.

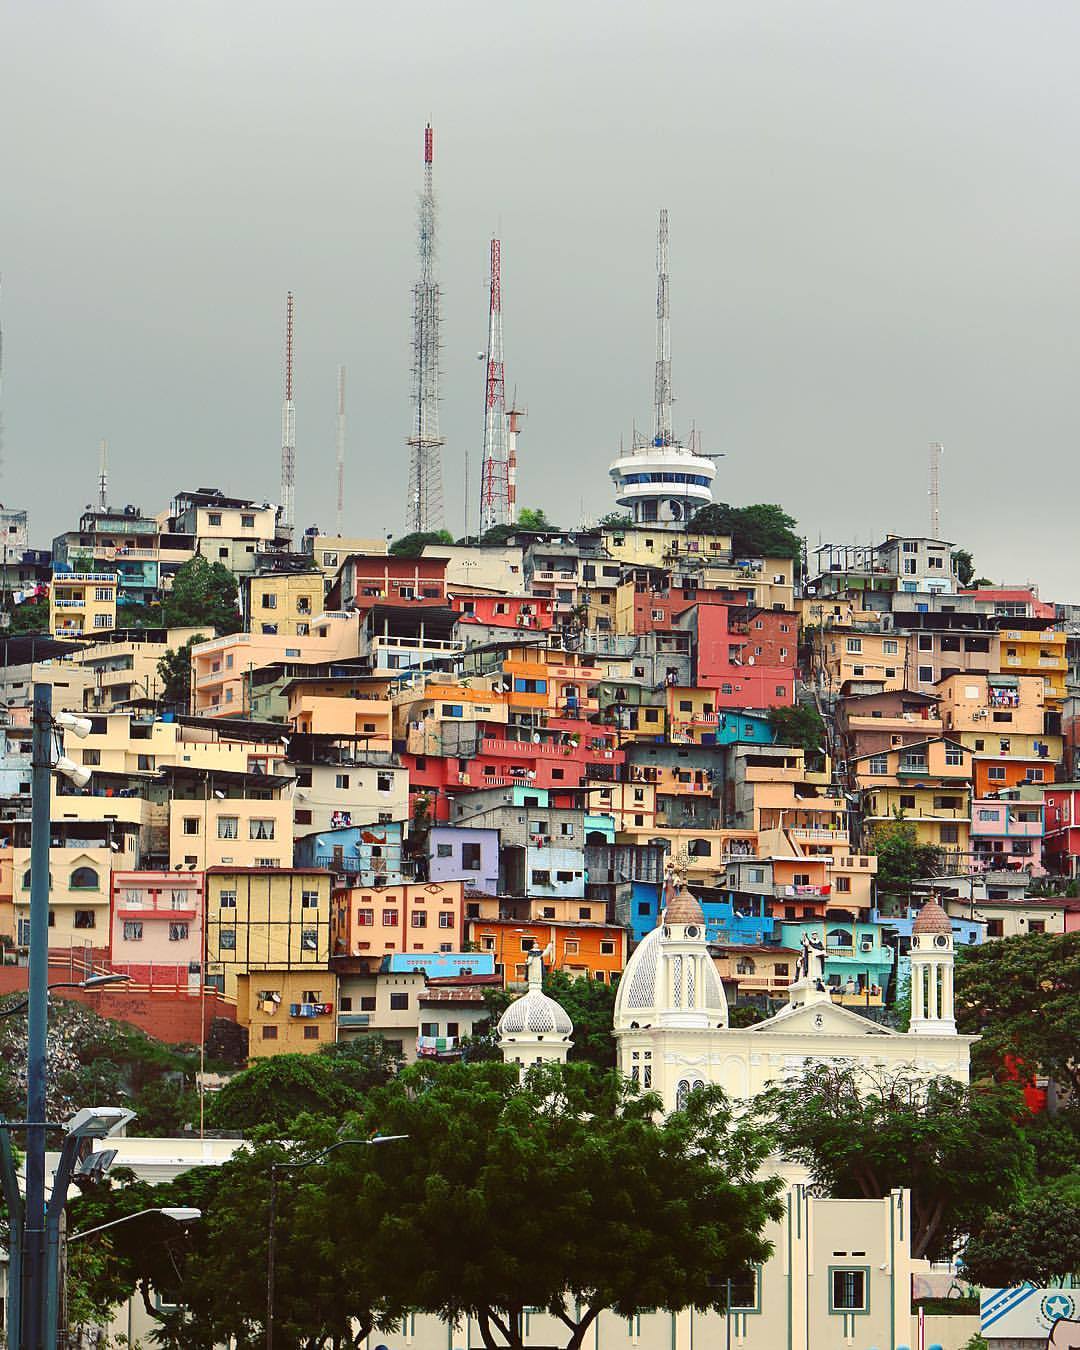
[499,865,973,1108]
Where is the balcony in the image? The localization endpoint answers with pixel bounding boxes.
[830,988,884,1008]
[417,1034,463,1058]
[289,1002,334,1017]
[53,599,88,609]
[338,1011,371,1028]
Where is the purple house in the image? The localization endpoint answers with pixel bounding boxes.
[428,825,499,895]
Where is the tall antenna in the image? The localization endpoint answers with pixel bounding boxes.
[928,440,943,539]
[405,123,445,533]
[479,237,509,533]
[98,439,108,511]
[0,275,4,488]
[654,209,673,447]
[507,400,525,525]
[280,292,296,536]
[335,365,346,536]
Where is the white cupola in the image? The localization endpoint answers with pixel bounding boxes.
[497,946,573,1068]
[614,867,728,1032]
[908,897,956,1035]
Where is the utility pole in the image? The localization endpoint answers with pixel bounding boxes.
[23,682,53,1350]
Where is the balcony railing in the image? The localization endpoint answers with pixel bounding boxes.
[290,1001,334,1017]
[417,1034,463,1058]
[338,1011,371,1028]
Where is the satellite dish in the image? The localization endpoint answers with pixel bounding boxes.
[476,352,485,360]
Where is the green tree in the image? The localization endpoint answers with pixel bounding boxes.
[595,511,633,529]
[755,1065,1035,1259]
[955,930,1080,1095]
[767,705,826,756]
[690,503,801,559]
[962,1185,1080,1286]
[868,816,943,904]
[335,1061,782,1350]
[542,969,617,1069]
[952,548,976,587]
[7,595,49,633]
[516,507,554,531]
[204,1040,399,1133]
[162,555,240,634]
[157,633,207,710]
[389,529,454,558]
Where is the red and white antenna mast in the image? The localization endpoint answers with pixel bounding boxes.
[506,399,525,524]
[479,237,510,533]
[280,292,296,535]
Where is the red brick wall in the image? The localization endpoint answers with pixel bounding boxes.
[0,967,235,1045]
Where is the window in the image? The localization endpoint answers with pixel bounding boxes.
[169,923,189,941]
[242,514,255,528]
[382,909,399,926]
[462,842,481,870]
[208,512,222,526]
[867,755,888,776]
[71,866,99,890]
[899,794,916,810]
[918,666,934,683]
[359,995,377,1011]
[83,748,101,766]
[531,870,551,886]
[845,638,862,654]
[883,639,899,655]
[262,1025,278,1040]
[988,766,1007,781]
[377,772,393,792]
[835,876,851,893]
[356,908,374,926]
[249,819,275,840]
[918,634,934,652]
[261,593,278,609]
[301,929,318,951]
[411,912,428,928]
[335,773,350,789]
[831,1269,867,1313]
[73,910,95,929]
[219,929,236,950]
[219,890,237,909]
[438,912,454,928]
[1029,919,1046,935]
[728,1269,759,1311]
[600,940,615,955]
[940,824,959,844]
[436,842,453,858]
[944,747,963,766]
[390,992,409,1010]
[986,918,1004,937]
[301,890,320,909]
[304,1025,320,1040]
[123,920,143,941]
[218,816,239,839]
[182,817,200,836]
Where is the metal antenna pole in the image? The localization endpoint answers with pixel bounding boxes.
[405,124,445,533]
[335,365,346,537]
[479,237,509,533]
[928,441,943,540]
[97,439,108,512]
[280,293,296,536]
[654,210,672,447]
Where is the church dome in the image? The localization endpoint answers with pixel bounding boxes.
[665,886,705,926]
[614,918,728,1031]
[497,986,573,1040]
[913,898,952,936]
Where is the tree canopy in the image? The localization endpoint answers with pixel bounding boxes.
[162,555,240,633]
[952,548,976,587]
[766,705,826,756]
[955,930,1080,1095]
[7,594,49,633]
[755,1064,1035,1260]
[962,1185,1080,1287]
[689,503,801,560]
[389,530,454,558]
[89,1061,781,1349]
[868,816,943,904]
[157,633,207,710]
[542,969,617,1069]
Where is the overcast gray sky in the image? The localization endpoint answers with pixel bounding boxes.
[3,1,1078,594]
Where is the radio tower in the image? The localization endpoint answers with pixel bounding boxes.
[928,441,943,539]
[97,439,108,511]
[405,124,445,534]
[280,292,296,537]
[336,365,346,536]
[507,399,525,524]
[654,209,673,447]
[479,238,510,533]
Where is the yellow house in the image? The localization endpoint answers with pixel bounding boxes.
[204,866,332,999]
[856,737,974,860]
[602,526,723,567]
[284,675,394,744]
[300,533,388,581]
[815,628,908,694]
[246,570,327,638]
[49,571,118,639]
[11,836,139,952]
[997,628,1067,710]
[165,766,295,871]
[236,968,339,1058]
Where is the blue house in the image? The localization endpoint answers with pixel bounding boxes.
[293,821,407,884]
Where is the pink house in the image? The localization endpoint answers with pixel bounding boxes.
[970,799,1045,874]
[110,870,204,988]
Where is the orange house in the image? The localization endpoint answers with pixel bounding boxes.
[973,757,1055,798]
[465,916,627,986]
[331,880,465,963]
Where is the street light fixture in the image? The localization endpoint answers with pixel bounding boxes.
[68,1206,202,1243]
[266,1135,407,1350]
[0,972,131,1019]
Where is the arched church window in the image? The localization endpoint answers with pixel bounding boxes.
[676,1079,690,1111]
[672,955,683,1006]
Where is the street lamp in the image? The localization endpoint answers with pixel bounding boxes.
[266,1135,407,1350]
[0,972,130,1019]
[68,1206,202,1243]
